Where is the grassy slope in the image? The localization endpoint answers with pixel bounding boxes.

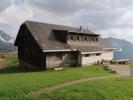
[39,77,133,100]
[0,52,114,100]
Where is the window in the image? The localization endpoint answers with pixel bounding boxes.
[96,37,98,42]
[85,54,90,57]
[85,37,88,41]
[55,54,62,60]
[96,53,101,56]
[69,35,74,40]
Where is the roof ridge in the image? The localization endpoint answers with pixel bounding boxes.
[24,20,97,34]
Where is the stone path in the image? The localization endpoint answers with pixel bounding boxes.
[28,75,122,96]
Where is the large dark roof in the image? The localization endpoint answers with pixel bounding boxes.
[25,20,98,35]
[23,20,115,52]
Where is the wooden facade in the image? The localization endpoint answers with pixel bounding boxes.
[45,51,78,68]
[15,24,46,70]
[14,20,116,70]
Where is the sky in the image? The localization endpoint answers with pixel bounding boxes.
[0,0,133,43]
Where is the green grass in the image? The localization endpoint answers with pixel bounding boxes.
[0,52,114,99]
[1,52,133,100]
[37,77,133,100]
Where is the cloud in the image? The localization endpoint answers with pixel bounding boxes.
[0,0,33,36]
[28,0,85,14]
[0,0,133,43]
[0,4,33,24]
[0,0,11,11]
[28,0,133,30]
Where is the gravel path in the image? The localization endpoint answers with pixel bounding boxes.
[105,64,131,76]
[28,75,122,96]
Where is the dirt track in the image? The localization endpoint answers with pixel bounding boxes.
[28,75,122,96]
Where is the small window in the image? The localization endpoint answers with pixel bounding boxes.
[85,37,88,41]
[85,54,90,57]
[55,54,62,60]
[96,38,98,42]
[96,53,101,56]
[69,35,74,40]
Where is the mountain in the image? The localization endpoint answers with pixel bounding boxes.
[105,37,133,61]
[0,30,16,51]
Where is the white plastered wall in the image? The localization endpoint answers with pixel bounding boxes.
[81,53,102,66]
[81,50,114,66]
[101,51,113,60]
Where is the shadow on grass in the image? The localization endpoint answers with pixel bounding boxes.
[0,65,42,74]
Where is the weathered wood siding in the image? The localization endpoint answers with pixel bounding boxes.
[16,24,46,69]
[45,52,78,68]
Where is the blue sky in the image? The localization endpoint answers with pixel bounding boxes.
[0,0,133,43]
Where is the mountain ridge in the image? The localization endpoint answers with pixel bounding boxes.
[0,30,16,51]
[105,37,133,61]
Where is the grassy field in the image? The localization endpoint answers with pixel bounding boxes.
[38,77,133,100]
[0,52,115,100]
[1,52,133,100]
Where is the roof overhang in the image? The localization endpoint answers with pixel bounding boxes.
[81,51,104,54]
[43,49,77,52]
[103,48,117,50]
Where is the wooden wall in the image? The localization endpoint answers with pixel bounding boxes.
[16,24,46,70]
[45,51,78,68]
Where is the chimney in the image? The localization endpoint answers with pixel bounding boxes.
[85,26,88,30]
[80,26,83,32]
